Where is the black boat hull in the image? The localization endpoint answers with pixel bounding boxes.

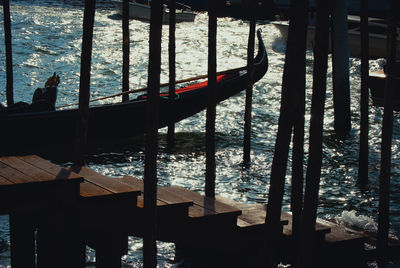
[0,30,268,154]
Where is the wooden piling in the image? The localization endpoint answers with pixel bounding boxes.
[122,0,130,102]
[144,0,163,266]
[9,214,35,268]
[357,0,369,184]
[3,0,14,106]
[377,0,399,265]
[242,16,256,165]
[331,0,351,138]
[205,0,217,199]
[290,0,309,240]
[264,0,308,265]
[167,0,176,149]
[296,1,330,267]
[74,0,96,166]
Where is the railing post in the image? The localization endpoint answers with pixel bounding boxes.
[205,0,217,199]
[143,0,163,266]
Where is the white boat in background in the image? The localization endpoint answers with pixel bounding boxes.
[111,0,196,23]
[272,15,400,59]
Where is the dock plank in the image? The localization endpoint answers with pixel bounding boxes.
[19,155,82,180]
[0,161,43,184]
[168,186,241,218]
[116,176,193,208]
[69,165,140,195]
[20,155,136,199]
[215,196,287,227]
[0,175,13,186]
[0,156,56,181]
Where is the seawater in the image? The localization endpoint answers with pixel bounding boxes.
[0,1,399,267]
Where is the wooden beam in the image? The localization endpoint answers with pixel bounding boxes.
[122,0,130,102]
[205,0,217,199]
[377,0,399,265]
[358,0,370,184]
[74,0,96,166]
[264,0,309,265]
[144,0,163,266]
[296,0,330,267]
[243,14,256,165]
[167,0,177,149]
[3,0,14,106]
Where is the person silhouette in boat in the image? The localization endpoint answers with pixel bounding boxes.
[0,73,59,114]
[31,72,60,111]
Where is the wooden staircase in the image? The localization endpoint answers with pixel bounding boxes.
[1,155,380,267]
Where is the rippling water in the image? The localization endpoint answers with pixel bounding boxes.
[1,1,400,267]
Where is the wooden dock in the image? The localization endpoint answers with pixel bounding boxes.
[0,154,398,267]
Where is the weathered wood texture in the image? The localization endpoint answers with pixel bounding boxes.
[3,0,14,106]
[74,0,96,166]
[358,0,370,184]
[0,155,84,267]
[0,155,83,214]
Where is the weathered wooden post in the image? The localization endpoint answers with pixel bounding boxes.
[290,0,308,240]
[331,0,351,138]
[74,0,96,166]
[3,0,14,106]
[167,0,176,149]
[205,0,217,199]
[144,0,163,266]
[358,0,369,184]
[377,0,399,265]
[242,12,256,165]
[122,0,130,102]
[264,0,309,265]
[9,214,35,267]
[296,0,330,266]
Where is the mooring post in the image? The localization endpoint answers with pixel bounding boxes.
[357,0,369,184]
[144,0,163,266]
[290,0,309,240]
[167,0,176,149]
[205,0,217,199]
[242,15,256,165]
[74,0,96,166]
[264,0,308,265]
[3,0,14,106]
[331,0,351,138]
[122,0,130,102]
[377,0,399,265]
[296,0,330,267]
[9,214,36,268]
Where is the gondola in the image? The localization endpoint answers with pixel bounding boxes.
[0,30,268,154]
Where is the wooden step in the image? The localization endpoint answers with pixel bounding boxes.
[115,176,193,242]
[20,155,142,231]
[20,155,141,201]
[215,196,331,240]
[166,186,242,220]
[117,176,194,209]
